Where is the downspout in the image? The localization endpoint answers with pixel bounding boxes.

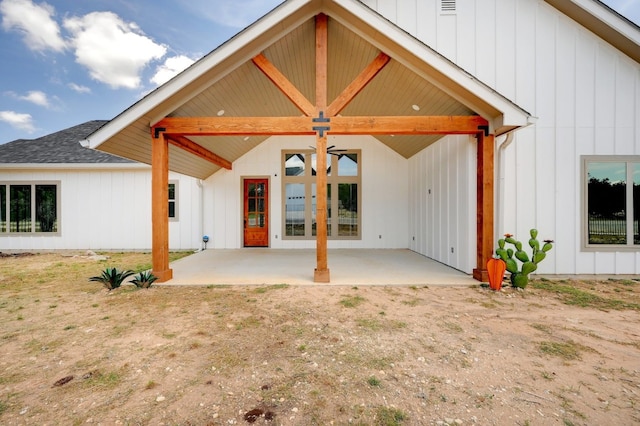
[496,132,515,245]
[197,179,204,251]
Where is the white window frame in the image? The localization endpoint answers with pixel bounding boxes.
[282,149,361,240]
[582,156,639,251]
[0,181,61,235]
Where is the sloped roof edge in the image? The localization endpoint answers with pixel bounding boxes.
[86,0,316,150]
[545,0,640,63]
[87,0,540,152]
[327,0,533,132]
[0,120,135,164]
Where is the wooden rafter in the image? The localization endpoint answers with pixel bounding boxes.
[167,135,232,170]
[327,52,390,116]
[252,53,316,117]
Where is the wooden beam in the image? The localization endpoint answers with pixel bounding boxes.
[151,131,173,282]
[329,115,488,135]
[314,135,330,283]
[154,115,488,136]
[472,132,494,282]
[315,13,328,111]
[252,53,315,117]
[154,116,315,136]
[167,134,232,170]
[314,13,330,283]
[327,52,390,116]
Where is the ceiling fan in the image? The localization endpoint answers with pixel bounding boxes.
[308,145,348,156]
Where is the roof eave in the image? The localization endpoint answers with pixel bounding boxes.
[545,0,640,63]
[0,163,149,170]
[86,0,319,150]
[328,0,532,133]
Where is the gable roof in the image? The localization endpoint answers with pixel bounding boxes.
[0,120,134,164]
[87,0,537,179]
[546,0,640,63]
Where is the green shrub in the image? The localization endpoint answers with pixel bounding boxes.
[131,271,158,289]
[89,267,134,291]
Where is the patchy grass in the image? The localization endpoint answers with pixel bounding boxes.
[0,254,638,425]
[253,283,289,293]
[375,406,407,425]
[339,294,366,308]
[538,340,585,361]
[531,280,640,310]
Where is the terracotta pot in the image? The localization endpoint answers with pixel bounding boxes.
[487,258,507,291]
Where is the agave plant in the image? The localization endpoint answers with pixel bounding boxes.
[89,267,135,291]
[131,271,158,289]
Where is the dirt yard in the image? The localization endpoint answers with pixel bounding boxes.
[0,252,638,426]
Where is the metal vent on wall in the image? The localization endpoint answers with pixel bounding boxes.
[441,0,456,12]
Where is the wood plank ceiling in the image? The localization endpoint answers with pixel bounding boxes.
[102,15,476,179]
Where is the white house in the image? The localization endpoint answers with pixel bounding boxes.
[0,121,202,251]
[3,0,639,283]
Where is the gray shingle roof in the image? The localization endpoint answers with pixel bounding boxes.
[0,120,134,164]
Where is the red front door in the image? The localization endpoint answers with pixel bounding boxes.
[243,179,269,247]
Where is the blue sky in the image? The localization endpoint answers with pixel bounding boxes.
[0,0,638,144]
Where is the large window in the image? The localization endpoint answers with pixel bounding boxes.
[583,157,639,248]
[283,149,361,239]
[0,182,59,234]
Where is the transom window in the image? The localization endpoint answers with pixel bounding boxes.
[282,149,361,239]
[583,156,639,249]
[0,182,60,234]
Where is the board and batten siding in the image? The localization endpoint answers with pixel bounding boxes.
[202,135,409,249]
[409,135,476,274]
[363,0,640,275]
[0,168,201,251]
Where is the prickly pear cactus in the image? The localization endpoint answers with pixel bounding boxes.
[495,229,553,288]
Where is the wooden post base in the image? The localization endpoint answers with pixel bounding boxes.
[314,268,330,283]
[153,268,173,283]
[472,268,488,282]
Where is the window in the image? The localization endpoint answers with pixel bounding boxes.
[0,182,59,234]
[168,181,178,220]
[282,149,361,239]
[583,157,639,248]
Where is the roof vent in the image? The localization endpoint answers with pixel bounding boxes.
[441,0,456,13]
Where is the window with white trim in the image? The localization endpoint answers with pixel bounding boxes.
[583,156,639,248]
[168,181,178,220]
[282,149,361,239]
[0,182,60,234]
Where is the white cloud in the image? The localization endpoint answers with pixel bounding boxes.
[0,110,35,132]
[68,83,91,94]
[151,55,195,86]
[0,0,65,52]
[18,90,49,107]
[63,11,167,89]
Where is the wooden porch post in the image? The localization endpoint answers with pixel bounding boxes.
[473,132,494,282]
[151,131,173,282]
[314,13,330,283]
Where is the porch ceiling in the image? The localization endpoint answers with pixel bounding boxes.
[89,0,530,179]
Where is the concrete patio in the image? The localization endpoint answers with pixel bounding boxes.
[163,249,478,286]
